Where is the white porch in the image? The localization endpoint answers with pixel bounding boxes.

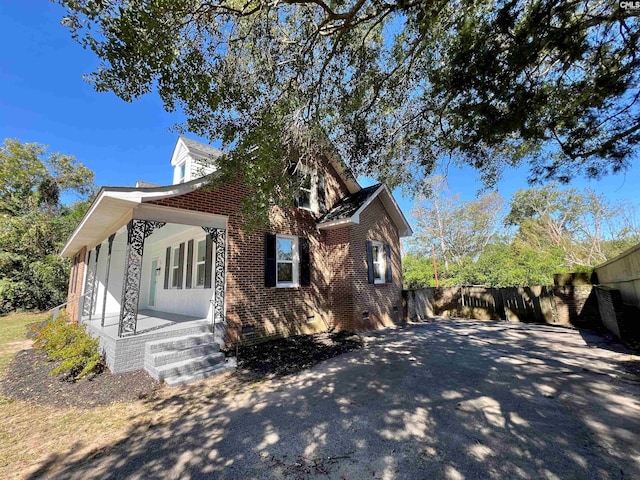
[59,142,237,383]
[82,309,211,340]
[75,205,228,338]
[60,183,230,377]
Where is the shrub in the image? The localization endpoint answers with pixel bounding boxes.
[33,315,103,381]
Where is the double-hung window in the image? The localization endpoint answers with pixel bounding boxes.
[195,239,207,287]
[367,240,391,285]
[265,234,310,288]
[297,173,313,210]
[171,246,181,287]
[371,241,385,284]
[276,235,299,287]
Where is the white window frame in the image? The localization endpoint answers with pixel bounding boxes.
[276,234,299,288]
[296,166,317,213]
[171,246,181,288]
[371,240,386,284]
[177,162,186,184]
[194,237,207,288]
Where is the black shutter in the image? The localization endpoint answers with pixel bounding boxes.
[366,240,374,284]
[265,233,276,287]
[317,174,326,213]
[204,235,213,288]
[299,237,310,286]
[186,239,194,289]
[177,242,185,289]
[385,243,393,283]
[164,247,171,289]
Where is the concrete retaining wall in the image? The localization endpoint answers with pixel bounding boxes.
[594,243,640,345]
[595,243,640,307]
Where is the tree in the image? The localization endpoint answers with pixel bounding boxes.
[462,241,565,287]
[412,182,505,272]
[0,139,95,313]
[405,183,640,287]
[59,0,639,212]
[402,253,436,289]
[505,184,640,269]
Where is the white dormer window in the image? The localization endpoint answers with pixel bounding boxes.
[177,162,186,184]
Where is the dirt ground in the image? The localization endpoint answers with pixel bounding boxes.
[0,348,159,408]
[0,329,363,408]
[25,319,640,480]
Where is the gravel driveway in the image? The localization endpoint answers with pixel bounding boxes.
[34,320,640,480]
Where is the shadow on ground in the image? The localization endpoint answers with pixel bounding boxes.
[236,331,364,376]
[28,320,640,480]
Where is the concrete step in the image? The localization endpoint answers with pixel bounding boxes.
[146,352,225,381]
[145,342,220,368]
[153,322,212,337]
[164,358,237,387]
[145,333,216,354]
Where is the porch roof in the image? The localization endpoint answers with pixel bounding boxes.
[60,177,221,257]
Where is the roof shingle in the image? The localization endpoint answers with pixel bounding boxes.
[317,183,382,224]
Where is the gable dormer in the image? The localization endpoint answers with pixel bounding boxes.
[170,136,223,185]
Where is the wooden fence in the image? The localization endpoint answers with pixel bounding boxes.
[404,285,601,328]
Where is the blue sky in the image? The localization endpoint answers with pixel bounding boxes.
[1,1,639,224]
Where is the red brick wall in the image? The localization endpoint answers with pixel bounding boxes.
[66,246,87,324]
[347,197,403,331]
[149,153,353,344]
[324,227,353,329]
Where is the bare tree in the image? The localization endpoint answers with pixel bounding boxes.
[412,177,505,271]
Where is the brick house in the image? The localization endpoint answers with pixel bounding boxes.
[61,136,412,384]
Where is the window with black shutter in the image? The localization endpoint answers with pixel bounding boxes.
[266,234,309,287]
[185,240,194,289]
[265,233,277,287]
[366,240,374,284]
[299,237,310,286]
[317,175,326,213]
[164,247,171,289]
[366,240,387,284]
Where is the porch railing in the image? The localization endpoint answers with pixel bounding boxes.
[48,293,89,321]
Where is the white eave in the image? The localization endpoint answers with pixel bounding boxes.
[318,184,413,237]
[60,177,211,257]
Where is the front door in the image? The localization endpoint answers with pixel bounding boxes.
[149,259,158,307]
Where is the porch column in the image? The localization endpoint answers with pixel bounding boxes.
[118,220,166,337]
[88,244,101,319]
[202,227,227,330]
[81,249,94,317]
[101,234,115,327]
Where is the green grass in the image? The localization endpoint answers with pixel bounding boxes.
[0,311,153,478]
[0,311,49,374]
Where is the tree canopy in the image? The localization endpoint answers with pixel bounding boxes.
[407,183,640,287]
[59,0,639,205]
[0,139,95,313]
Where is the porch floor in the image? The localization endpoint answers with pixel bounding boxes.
[81,309,211,340]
